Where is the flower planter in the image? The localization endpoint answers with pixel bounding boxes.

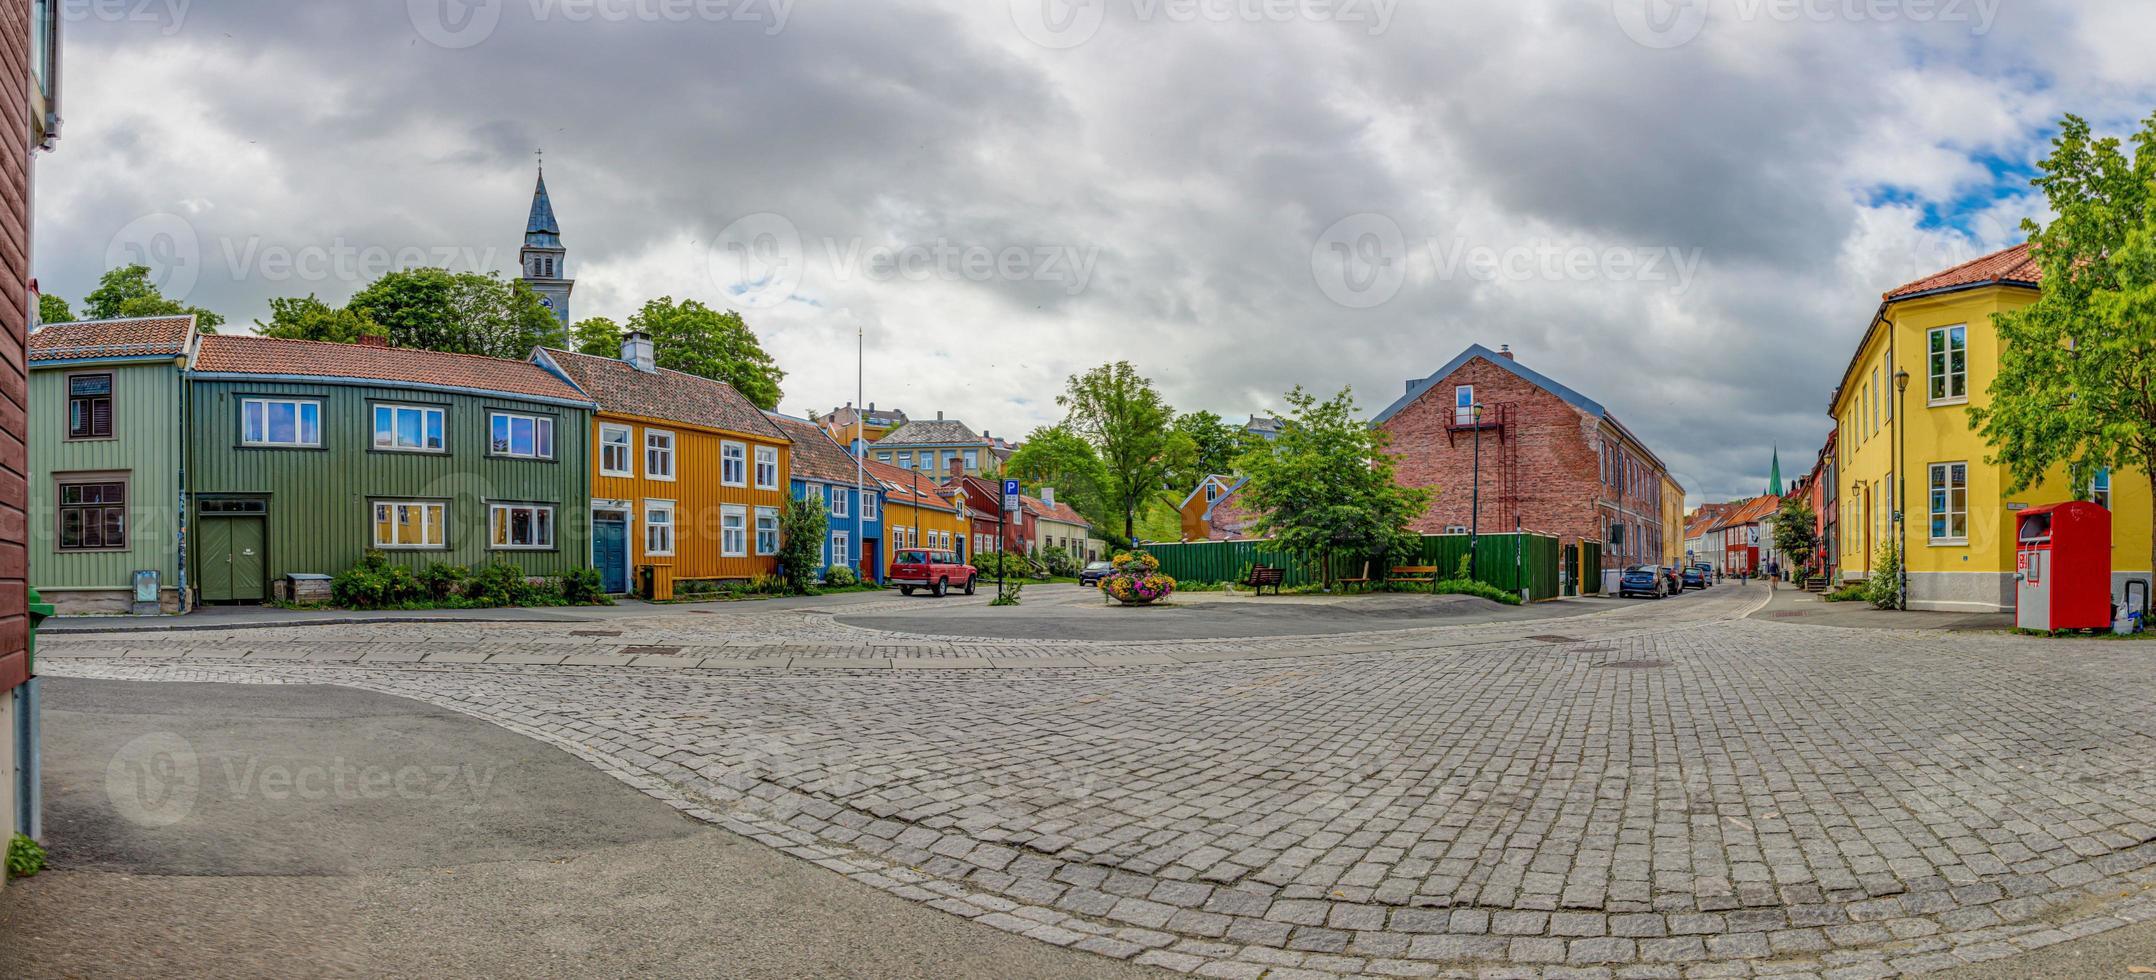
[1102,552,1176,606]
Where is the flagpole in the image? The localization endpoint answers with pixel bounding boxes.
[855,326,865,579]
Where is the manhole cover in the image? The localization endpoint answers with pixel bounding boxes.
[621,645,684,657]
[1596,660,1667,669]
[571,629,622,637]
[1527,635,1579,644]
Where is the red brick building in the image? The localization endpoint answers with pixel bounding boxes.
[5,0,59,881]
[1374,344,1680,590]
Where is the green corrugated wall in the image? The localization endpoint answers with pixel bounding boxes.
[1144,532,1565,600]
[189,379,592,585]
[28,358,186,592]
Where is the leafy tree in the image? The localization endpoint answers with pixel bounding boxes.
[1004,424,1109,525]
[1236,386,1431,585]
[777,495,829,594]
[256,294,380,344]
[36,292,72,325]
[1058,361,1184,541]
[345,268,562,359]
[625,298,784,410]
[1771,497,1820,576]
[1169,410,1250,489]
[572,316,622,357]
[1971,111,2156,579]
[82,264,224,331]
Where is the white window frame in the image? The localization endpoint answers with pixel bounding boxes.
[1927,463,1967,544]
[896,451,914,469]
[754,505,780,556]
[1454,385,1475,426]
[373,403,447,453]
[644,499,676,556]
[645,430,676,481]
[862,491,878,520]
[599,423,635,477]
[832,530,850,568]
[241,397,322,448]
[489,503,556,550]
[754,444,780,490]
[720,504,748,558]
[2093,468,2113,510]
[831,486,849,518]
[372,500,446,549]
[488,411,555,460]
[1927,325,1968,405]
[721,440,747,487]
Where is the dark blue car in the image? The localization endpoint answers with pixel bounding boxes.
[1681,565,1709,590]
[1619,564,1668,599]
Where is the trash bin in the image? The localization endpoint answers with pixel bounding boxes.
[26,587,51,675]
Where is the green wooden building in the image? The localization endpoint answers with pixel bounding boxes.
[187,334,596,602]
[26,316,199,614]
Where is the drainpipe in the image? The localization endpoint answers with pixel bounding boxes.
[1890,319,1909,611]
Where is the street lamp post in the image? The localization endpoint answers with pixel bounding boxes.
[1893,366,1911,610]
[1470,403,1485,579]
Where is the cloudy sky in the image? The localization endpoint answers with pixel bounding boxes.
[34,0,2156,502]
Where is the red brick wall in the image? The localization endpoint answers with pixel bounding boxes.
[0,0,28,694]
[1379,355,1672,573]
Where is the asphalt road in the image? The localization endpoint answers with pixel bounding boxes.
[0,677,1168,979]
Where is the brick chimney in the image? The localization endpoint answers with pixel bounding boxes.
[357,334,390,348]
[1499,344,1515,361]
[621,331,657,373]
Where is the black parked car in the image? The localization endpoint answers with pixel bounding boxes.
[1681,565,1709,590]
[1078,560,1115,587]
[1619,564,1669,599]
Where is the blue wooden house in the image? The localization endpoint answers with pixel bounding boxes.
[765,412,882,581]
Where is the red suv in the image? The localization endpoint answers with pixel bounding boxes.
[888,549,977,597]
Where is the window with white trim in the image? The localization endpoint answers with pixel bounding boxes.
[1454,385,1475,426]
[374,404,446,452]
[646,430,676,480]
[1928,463,1966,542]
[490,503,555,549]
[644,499,675,555]
[720,504,748,557]
[2093,468,2112,510]
[721,441,747,486]
[489,412,554,459]
[831,486,849,517]
[1928,325,1967,402]
[373,500,445,549]
[599,423,634,477]
[896,451,913,469]
[832,530,849,567]
[862,491,878,520]
[754,445,779,489]
[755,506,780,555]
[243,398,322,447]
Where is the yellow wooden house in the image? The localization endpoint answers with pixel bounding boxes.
[538,336,793,597]
[861,456,970,563]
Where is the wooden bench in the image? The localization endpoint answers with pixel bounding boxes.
[1337,561,1373,592]
[1244,565,1286,596]
[1388,565,1441,591]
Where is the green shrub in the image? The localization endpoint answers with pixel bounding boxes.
[973,550,1035,580]
[416,561,468,601]
[7,833,47,877]
[1866,541,1902,610]
[465,561,541,607]
[989,580,1024,606]
[1433,577,1523,605]
[748,573,788,595]
[1039,546,1080,578]
[778,497,829,595]
[558,567,608,605]
[331,551,425,609]
[823,564,859,588]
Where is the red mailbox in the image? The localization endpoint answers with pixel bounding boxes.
[2015,502,2111,631]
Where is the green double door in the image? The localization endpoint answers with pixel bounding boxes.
[199,516,267,603]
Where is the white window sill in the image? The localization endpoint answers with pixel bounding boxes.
[1927,538,1969,547]
[600,469,633,479]
[1927,396,1969,408]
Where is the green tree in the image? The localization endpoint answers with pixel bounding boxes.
[82,265,225,331]
[572,316,622,356]
[1771,497,1820,576]
[256,294,379,343]
[36,292,72,325]
[625,298,784,410]
[1058,361,1183,541]
[345,268,562,359]
[1971,111,2156,578]
[1004,424,1110,525]
[777,495,829,594]
[1168,410,1249,489]
[1236,386,1431,585]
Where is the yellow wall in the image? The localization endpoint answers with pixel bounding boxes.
[591,411,791,581]
[1661,476,1685,567]
[882,499,970,562]
[1830,285,2152,588]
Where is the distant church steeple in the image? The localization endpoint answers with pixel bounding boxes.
[519,162,573,332]
[1766,446,1783,497]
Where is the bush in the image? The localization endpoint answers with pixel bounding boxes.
[823,564,859,588]
[748,573,787,595]
[973,550,1036,580]
[989,580,1024,606]
[1823,584,1868,603]
[1433,577,1523,605]
[778,497,828,595]
[331,551,425,608]
[465,560,541,607]
[1039,546,1081,578]
[416,561,468,601]
[1866,541,1902,610]
[7,833,46,877]
[559,566,608,605]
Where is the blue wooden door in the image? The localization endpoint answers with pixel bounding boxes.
[593,515,629,594]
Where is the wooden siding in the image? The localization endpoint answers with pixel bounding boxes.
[28,358,185,591]
[190,379,591,583]
[881,499,970,565]
[591,411,790,582]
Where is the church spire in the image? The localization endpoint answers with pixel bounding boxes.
[518,163,572,331]
[1767,446,1783,497]
[525,168,561,248]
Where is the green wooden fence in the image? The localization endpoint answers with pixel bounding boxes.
[1143,532,1565,600]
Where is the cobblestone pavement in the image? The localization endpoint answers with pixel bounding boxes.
[38,587,2156,978]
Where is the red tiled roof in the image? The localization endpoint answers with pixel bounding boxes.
[195,335,587,403]
[765,411,864,485]
[1022,495,1091,528]
[860,457,959,513]
[1885,242,2042,299]
[541,348,784,440]
[1708,495,1780,531]
[28,315,195,361]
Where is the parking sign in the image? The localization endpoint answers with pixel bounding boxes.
[1003,479,1023,511]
